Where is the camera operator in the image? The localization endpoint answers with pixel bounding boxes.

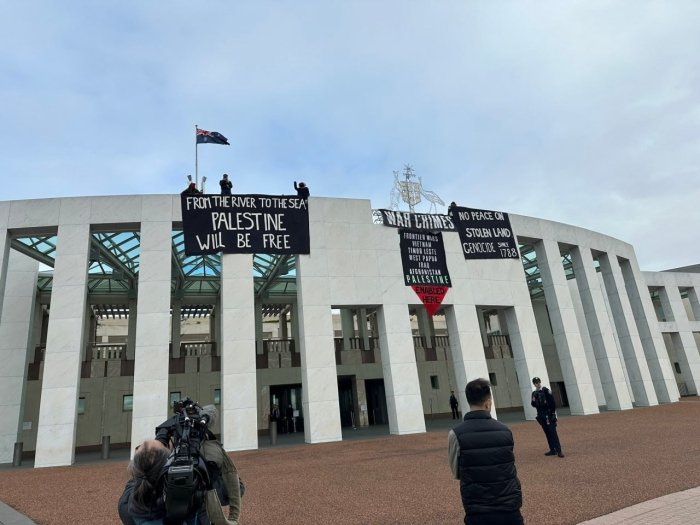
[155,399,242,525]
[118,398,242,525]
[118,439,208,525]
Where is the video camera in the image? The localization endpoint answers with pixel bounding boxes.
[161,397,212,524]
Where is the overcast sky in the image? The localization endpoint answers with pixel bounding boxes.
[1,2,699,271]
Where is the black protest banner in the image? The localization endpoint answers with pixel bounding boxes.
[399,229,452,286]
[378,209,456,231]
[180,194,310,255]
[399,229,451,316]
[450,205,519,260]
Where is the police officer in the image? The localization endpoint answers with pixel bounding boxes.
[531,377,564,458]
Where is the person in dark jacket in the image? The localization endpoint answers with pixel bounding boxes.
[182,182,200,195]
[448,378,523,525]
[531,376,564,457]
[449,390,459,419]
[294,181,310,199]
[219,174,232,196]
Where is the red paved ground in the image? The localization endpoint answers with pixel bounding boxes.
[2,397,699,524]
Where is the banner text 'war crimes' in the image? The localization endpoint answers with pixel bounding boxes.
[378,209,455,231]
[181,194,310,255]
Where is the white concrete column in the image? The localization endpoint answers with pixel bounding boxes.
[0,251,39,463]
[340,308,354,350]
[686,287,700,322]
[215,294,222,351]
[83,306,95,359]
[569,247,632,410]
[0,207,11,323]
[376,303,426,435]
[35,217,91,467]
[358,308,370,350]
[568,279,605,406]
[620,258,678,403]
[126,300,137,360]
[130,201,172,451]
[503,306,549,420]
[254,298,263,354]
[598,254,658,406]
[476,309,490,348]
[659,286,700,395]
[171,302,181,358]
[279,311,288,339]
[535,240,598,415]
[416,307,434,348]
[290,302,300,343]
[295,255,342,443]
[209,308,216,343]
[445,304,494,416]
[220,254,257,451]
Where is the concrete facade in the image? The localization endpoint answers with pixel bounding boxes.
[0,195,696,467]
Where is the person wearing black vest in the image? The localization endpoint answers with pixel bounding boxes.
[448,378,523,525]
[531,376,564,458]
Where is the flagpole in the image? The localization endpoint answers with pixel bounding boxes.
[195,124,199,188]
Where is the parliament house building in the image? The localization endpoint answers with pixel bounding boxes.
[0,194,698,468]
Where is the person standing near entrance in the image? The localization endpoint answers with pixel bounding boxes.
[270,404,280,422]
[286,404,295,433]
[531,377,564,458]
[448,378,523,525]
[449,390,459,419]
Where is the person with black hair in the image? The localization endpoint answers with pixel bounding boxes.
[118,439,208,525]
[531,377,564,458]
[448,378,523,525]
[182,182,200,195]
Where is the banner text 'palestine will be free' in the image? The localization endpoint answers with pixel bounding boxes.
[180,194,310,255]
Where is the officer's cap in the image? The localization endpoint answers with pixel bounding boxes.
[532,377,541,384]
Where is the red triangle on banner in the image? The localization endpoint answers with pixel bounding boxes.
[411,285,449,316]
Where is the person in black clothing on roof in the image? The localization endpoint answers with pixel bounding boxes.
[448,378,523,525]
[220,174,233,195]
[531,376,564,458]
[294,181,309,199]
[182,182,200,195]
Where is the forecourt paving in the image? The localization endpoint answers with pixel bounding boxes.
[0,397,699,524]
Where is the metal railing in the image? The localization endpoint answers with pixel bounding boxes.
[90,344,127,360]
[180,341,215,357]
[333,336,379,352]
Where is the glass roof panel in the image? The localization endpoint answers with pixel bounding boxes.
[519,244,575,299]
[27,234,565,299]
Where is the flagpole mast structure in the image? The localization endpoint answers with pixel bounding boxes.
[195,124,199,188]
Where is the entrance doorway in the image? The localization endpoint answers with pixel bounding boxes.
[270,383,303,433]
[337,376,355,428]
[365,378,388,425]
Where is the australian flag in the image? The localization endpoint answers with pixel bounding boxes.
[196,128,230,145]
